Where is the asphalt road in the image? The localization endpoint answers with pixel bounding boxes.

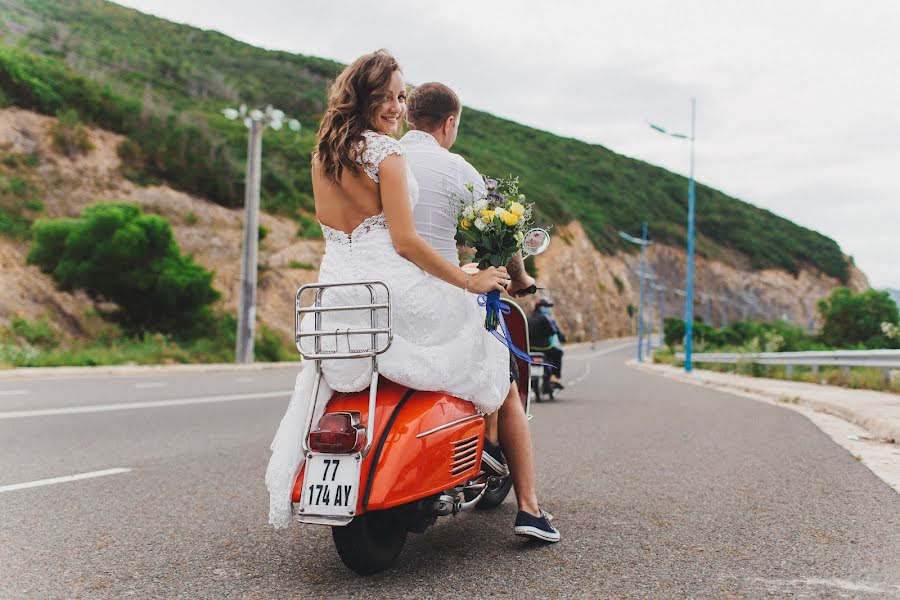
[1,341,898,599]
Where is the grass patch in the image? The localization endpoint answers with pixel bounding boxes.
[0,312,296,368]
[287,259,314,270]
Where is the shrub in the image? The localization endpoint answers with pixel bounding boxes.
[49,109,94,157]
[8,315,61,348]
[818,287,899,349]
[296,213,322,239]
[254,324,294,362]
[184,211,199,225]
[288,260,314,270]
[664,317,685,348]
[27,202,220,336]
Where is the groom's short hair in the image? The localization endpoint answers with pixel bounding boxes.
[407,82,461,131]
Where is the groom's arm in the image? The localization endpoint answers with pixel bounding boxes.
[506,252,535,294]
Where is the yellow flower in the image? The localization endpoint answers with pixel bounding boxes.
[460,218,471,230]
[501,211,519,227]
[480,209,495,223]
[510,202,525,216]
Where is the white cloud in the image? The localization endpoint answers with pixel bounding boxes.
[115,0,900,287]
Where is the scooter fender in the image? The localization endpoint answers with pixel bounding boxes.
[292,378,484,514]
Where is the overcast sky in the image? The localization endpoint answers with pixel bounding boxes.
[116,0,900,289]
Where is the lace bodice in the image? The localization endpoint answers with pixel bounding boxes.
[321,131,419,247]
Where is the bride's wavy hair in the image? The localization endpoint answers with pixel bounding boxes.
[314,49,402,183]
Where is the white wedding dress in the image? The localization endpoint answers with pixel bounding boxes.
[266,131,511,528]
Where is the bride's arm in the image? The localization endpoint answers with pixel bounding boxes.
[379,155,507,294]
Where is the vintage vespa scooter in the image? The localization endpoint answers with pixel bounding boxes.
[288,231,550,575]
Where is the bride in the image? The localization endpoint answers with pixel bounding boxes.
[265,50,513,528]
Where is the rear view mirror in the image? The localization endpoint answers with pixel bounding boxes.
[522,228,551,257]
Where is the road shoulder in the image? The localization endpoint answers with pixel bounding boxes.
[630,359,900,495]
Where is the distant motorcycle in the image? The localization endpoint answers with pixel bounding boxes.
[529,351,556,402]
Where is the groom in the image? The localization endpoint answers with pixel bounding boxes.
[400,83,559,543]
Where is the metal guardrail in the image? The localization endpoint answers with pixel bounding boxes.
[674,349,900,381]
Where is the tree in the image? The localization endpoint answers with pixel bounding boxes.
[28,203,220,335]
[817,287,899,349]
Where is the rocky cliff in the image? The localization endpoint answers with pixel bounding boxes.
[0,108,868,345]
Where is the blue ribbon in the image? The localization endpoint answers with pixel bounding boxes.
[478,291,545,367]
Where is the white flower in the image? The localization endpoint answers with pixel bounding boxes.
[473,199,488,213]
[463,207,476,220]
[474,218,486,231]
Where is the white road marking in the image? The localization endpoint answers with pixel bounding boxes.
[0,389,29,396]
[0,390,291,420]
[134,382,166,389]
[0,468,132,493]
[565,342,632,387]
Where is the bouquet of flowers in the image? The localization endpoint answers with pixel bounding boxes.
[456,175,533,329]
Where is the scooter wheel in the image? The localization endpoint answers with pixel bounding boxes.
[331,510,407,575]
[472,475,513,510]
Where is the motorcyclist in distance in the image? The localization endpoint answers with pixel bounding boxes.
[528,298,566,391]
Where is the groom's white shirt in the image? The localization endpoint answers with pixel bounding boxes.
[401,130,487,266]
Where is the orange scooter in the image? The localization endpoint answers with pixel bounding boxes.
[289,282,535,575]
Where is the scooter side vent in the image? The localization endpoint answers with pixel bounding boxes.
[450,435,480,476]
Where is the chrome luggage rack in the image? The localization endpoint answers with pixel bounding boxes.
[295,281,392,458]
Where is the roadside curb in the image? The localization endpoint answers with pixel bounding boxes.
[629,360,900,445]
[0,361,302,381]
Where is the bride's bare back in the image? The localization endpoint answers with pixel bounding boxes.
[312,158,383,235]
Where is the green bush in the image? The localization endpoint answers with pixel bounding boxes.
[296,213,322,239]
[664,317,685,348]
[7,315,61,348]
[49,108,93,157]
[818,287,899,349]
[27,202,220,336]
[254,323,294,362]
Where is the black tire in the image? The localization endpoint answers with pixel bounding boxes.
[331,510,407,575]
[532,376,543,403]
[474,475,513,510]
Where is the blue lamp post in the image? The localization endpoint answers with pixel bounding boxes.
[619,224,653,362]
[649,98,697,373]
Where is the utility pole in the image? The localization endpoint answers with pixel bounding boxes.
[223,104,301,363]
[620,225,653,361]
[652,283,667,345]
[649,97,697,372]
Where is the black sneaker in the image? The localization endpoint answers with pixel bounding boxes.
[514,509,560,543]
[481,439,509,476]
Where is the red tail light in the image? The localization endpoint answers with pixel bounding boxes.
[308,411,366,453]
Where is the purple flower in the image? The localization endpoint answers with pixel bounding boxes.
[483,177,499,192]
[487,192,505,206]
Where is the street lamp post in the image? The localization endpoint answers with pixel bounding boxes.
[651,282,667,345]
[223,104,301,363]
[649,98,697,372]
[620,224,653,361]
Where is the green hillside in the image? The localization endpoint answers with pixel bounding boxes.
[0,0,849,281]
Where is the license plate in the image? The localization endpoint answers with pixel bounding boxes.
[530,365,545,377]
[300,454,361,517]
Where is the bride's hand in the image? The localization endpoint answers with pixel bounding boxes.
[467,266,509,294]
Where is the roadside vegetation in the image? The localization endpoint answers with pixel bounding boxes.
[0,311,295,368]
[0,150,42,239]
[655,288,900,392]
[0,0,849,281]
[1,202,296,367]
